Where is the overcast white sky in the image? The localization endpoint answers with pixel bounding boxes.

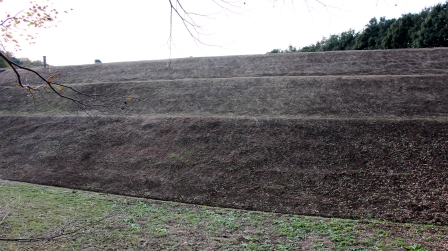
[2,0,443,66]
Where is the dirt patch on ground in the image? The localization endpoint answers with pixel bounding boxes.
[0,179,11,185]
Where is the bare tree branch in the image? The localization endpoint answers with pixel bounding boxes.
[0,51,102,109]
[166,0,245,55]
[168,0,206,46]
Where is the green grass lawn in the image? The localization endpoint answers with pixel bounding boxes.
[0,180,446,250]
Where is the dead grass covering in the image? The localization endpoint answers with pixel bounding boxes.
[0,115,447,224]
[0,48,447,85]
[0,48,447,225]
[1,75,447,118]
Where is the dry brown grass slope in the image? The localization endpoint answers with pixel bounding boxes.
[1,75,447,118]
[0,48,447,85]
[0,48,447,225]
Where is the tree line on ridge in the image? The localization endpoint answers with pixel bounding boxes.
[270,2,448,53]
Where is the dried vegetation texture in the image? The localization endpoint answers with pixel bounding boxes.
[0,48,447,225]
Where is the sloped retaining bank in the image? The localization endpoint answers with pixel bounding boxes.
[2,75,448,118]
[1,115,447,224]
[1,48,447,85]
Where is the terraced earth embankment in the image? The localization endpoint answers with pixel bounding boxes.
[0,48,447,225]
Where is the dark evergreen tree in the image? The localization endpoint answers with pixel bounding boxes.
[321,30,357,51]
[382,13,422,49]
[353,17,380,50]
[338,29,357,50]
[417,2,448,47]
[269,1,448,53]
[269,49,283,53]
[352,17,394,50]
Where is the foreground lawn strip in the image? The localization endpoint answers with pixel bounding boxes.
[0,180,446,250]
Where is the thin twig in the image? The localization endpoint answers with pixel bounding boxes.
[0,51,103,109]
[0,212,118,242]
[0,211,9,226]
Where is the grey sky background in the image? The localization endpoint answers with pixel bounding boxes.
[3,0,443,66]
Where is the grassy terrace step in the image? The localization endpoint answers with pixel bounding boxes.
[0,48,447,85]
[1,115,447,224]
[1,75,447,117]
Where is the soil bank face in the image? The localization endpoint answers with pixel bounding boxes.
[0,48,447,224]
